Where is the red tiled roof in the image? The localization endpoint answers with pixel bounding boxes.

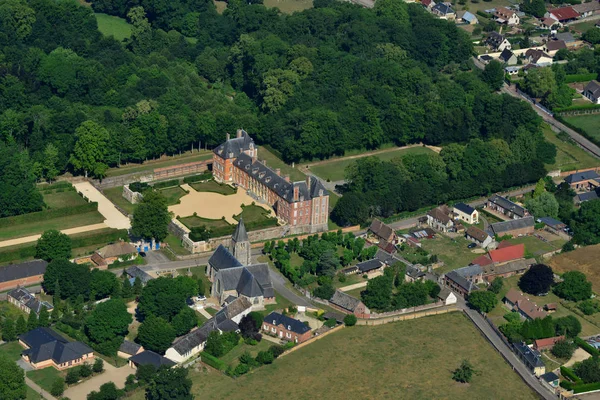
[534,336,565,350]
[549,7,580,21]
[472,254,493,267]
[489,244,525,264]
[422,0,432,6]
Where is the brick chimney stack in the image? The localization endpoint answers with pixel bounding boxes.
[293,185,299,202]
[226,132,230,141]
[236,129,243,138]
[284,175,290,183]
[306,176,311,192]
[275,168,281,176]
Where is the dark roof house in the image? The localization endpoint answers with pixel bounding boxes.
[486,32,507,49]
[356,259,384,274]
[8,287,53,315]
[0,260,47,284]
[329,290,362,313]
[129,350,176,369]
[488,194,527,218]
[488,216,535,236]
[118,340,143,357]
[126,266,154,284]
[20,328,93,367]
[213,130,254,160]
[454,203,476,215]
[217,263,274,299]
[565,170,600,184]
[209,244,243,272]
[264,312,310,335]
[584,81,600,102]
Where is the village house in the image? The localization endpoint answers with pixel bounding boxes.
[541,372,560,391]
[329,290,370,318]
[438,288,458,305]
[367,219,398,253]
[19,327,94,370]
[129,350,175,370]
[8,287,53,316]
[583,81,600,104]
[355,259,386,275]
[421,0,436,10]
[456,10,478,24]
[262,312,312,344]
[494,7,520,25]
[453,203,479,224]
[117,340,144,360]
[504,288,547,320]
[432,3,455,19]
[545,7,580,23]
[543,40,567,56]
[538,217,567,235]
[465,226,493,248]
[213,130,328,232]
[405,264,426,282]
[426,205,455,233]
[572,1,600,18]
[576,187,600,204]
[525,49,553,66]
[488,217,535,237]
[95,242,138,266]
[125,266,154,286]
[444,265,483,298]
[481,258,536,282]
[533,336,565,351]
[0,260,47,292]
[487,194,529,219]
[565,170,600,191]
[471,242,525,267]
[486,32,511,51]
[513,342,546,377]
[498,49,518,65]
[540,17,561,30]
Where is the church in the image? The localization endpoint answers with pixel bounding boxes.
[206,219,275,308]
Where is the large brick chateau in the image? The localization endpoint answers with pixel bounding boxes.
[212,130,329,232]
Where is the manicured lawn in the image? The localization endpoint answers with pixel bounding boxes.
[0,210,105,241]
[161,313,537,399]
[236,205,279,229]
[420,234,480,274]
[158,186,187,205]
[564,114,600,142]
[542,124,600,172]
[219,340,272,368]
[257,146,306,182]
[179,215,231,231]
[102,186,136,215]
[187,265,211,296]
[190,180,236,195]
[27,386,42,400]
[27,368,64,393]
[205,307,218,316]
[41,190,88,209]
[95,13,132,41]
[105,151,212,178]
[163,233,190,256]
[262,291,295,316]
[263,0,313,13]
[333,273,368,289]
[343,287,364,299]
[0,341,26,362]
[308,146,436,182]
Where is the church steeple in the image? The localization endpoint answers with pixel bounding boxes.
[231,218,251,266]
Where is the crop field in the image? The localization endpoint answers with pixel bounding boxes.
[550,244,600,293]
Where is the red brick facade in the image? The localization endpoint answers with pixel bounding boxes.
[262,321,312,344]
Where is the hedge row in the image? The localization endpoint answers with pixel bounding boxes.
[561,365,583,384]
[564,73,598,83]
[476,10,492,18]
[0,203,98,229]
[555,103,600,113]
[38,181,73,192]
[200,352,226,371]
[183,172,212,184]
[574,382,600,394]
[153,179,180,190]
[575,337,600,357]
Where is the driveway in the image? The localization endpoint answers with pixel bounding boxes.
[63,361,135,400]
[74,182,131,229]
[17,359,33,371]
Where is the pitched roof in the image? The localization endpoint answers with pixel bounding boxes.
[213,130,254,160]
[369,219,395,241]
[322,311,345,323]
[427,206,452,224]
[129,350,176,368]
[20,328,92,365]
[433,3,454,14]
[455,265,483,278]
[572,1,600,14]
[504,288,547,320]
[466,226,490,242]
[513,342,544,368]
[0,260,47,283]
[546,40,567,51]
[126,266,153,283]
[549,6,579,21]
[97,242,137,258]
[217,296,252,320]
[489,243,524,263]
[538,217,565,228]
[471,254,493,267]
[119,340,142,356]
[171,323,215,355]
[482,258,535,276]
[356,259,384,273]
[232,219,248,243]
[209,245,243,272]
[554,32,575,42]
[525,49,552,64]
[438,288,454,301]
[565,169,600,184]
[577,189,600,203]
[584,81,600,98]
[329,290,362,312]
[445,270,474,293]
[488,194,527,217]
[406,264,425,280]
[462,11,477,22]
[8,287,53,314]
[217,263,273,298]
[541,17,557,27]
[454,203,476,215]
[534,336,565,349]
[264,312,310,335]
[541,371,560,383]
[489,216,535,236]
[486,32,506,47]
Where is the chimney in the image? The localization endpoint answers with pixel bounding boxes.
[306,176,311,191]
[236,129,243,138]
[275,168,281,176]
[262,160,267,167]
[284,175,290,183]
[226,132,230,141]
[293,186,299,202]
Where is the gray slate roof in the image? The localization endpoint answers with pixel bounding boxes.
[329,290,362,312]
[433,3,454,14]
[209,245,243,272]
[232,218,248,243]
[455,265,483,278]
[486,32,506,48]
[217,296,252,320]
[499,49,515,63]
[0,260,47,283]
[171,323,216,355]
[565,169,600,184]
[20,328,92,364]
[8,287,53,314]
[538,217,564,228]
[119,340,142,356]
[555,32,575,43]
[126,266,153,284]
[445,270,474,293]
[129,350,176,368]
[454,202,476,215]
[488,194,527,217]
[264,312,310,335]
[213,130,254,160]
[488,216,535,236]
[356,259,384,273]
[577,188,600,203]
[217,263,274,298]
[406,265,426,280]
[584,80,600,98]
[513,342,544,368]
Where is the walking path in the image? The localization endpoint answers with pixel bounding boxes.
[338,281,368,292]
[197,308,212,319]
[73,182,131,229]
[0,223,107,249]
[26,377,57,400]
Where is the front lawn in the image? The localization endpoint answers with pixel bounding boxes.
[27,368,64,393]
[0,341,26,362]
[190,180,236,195]
[179,215,232,231]
[158,186,187,205]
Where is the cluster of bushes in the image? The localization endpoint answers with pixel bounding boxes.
[204,331,242,358]
[183,172,212,184]
[575,337,600,357]
[500,314,581,343]
[50,359,104,396]
[189,224,234,241]
[564,73,598,84]
[153,179,181,190]
[578,300,600,316]
[129,182,150,193]
[560,358,600,393]
[225,343,293,377]
[38,181,73,193]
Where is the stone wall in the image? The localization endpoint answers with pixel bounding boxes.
[123,185,144,204]
[153,160,210,180]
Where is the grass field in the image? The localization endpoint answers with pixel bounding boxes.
[563,114,600,142]
[263,0,312,13]
[550,244,600,292]
[105,151,212,178]
[0,210,104,241]
[307,146,436,182]
[219,340,272,368]
[190,180,236,195]
[258,146,306,182]
[103,186,136,215]
[542,124,600,172]
[42,190,88,209]
[420,235,480,273]
[506,235,565,258]
[126,312,536,400]
[95,13,132,41]
[27,368,64,392]
[569,21,598,33]
[159,186,187,205]
[27,386,41,400]
[0,341,26,362]
[163,233,190,256]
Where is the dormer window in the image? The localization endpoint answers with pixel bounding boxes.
[288,325,291,330]
[273,320,276,324]
[266,177,271,183]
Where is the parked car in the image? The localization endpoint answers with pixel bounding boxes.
[467,243,477,249]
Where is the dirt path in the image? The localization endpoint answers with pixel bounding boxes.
[63,361,136,400]
[197,308,212,319]
[74,182,131,229]
[0,223,107,249]
[338,281,368,292]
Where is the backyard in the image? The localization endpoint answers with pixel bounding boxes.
[542,124,600,172]
[419,234,480,274]
[563,114,600,142]
[95,13,132,41]
[125,313,537,400]
[305,146,437,182]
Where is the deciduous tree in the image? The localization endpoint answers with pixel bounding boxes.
[131,190,171,241]
[0,355,26,400]
[554,271,592,302]
[519,264,554,295]
[69,120,110,178]
[468,290,498,313]
[35,230,72,262]
[136,316,176,354]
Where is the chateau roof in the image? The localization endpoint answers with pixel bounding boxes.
[213,130,254,160]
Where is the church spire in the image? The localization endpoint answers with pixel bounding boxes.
[232,218,249,243]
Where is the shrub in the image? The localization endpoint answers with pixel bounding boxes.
[129,182,150,193]
[344,314,357,326]
[503,312,521,323]
[552,340,576,359]
[51,378,65,397]
[269,345,285,358]
[93,358,104,373]
[324,319,337,328]
[575,337,600,357]
[65,368,80,385]
[337,273,347,283]
[578,300,600,315]
[79,363,93,378]
[561,366,582,384]
[233,363,249,376]
[183,172,212,183]
[200,351,226,371]
[256,350,274,365]
[152,179,180,189]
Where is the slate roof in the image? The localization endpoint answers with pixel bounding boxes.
[217,263,274,299]
[433,3,454,14]
[525,49,551,64]
[8,287,53,314]
[445,270,474,293]
[356,259,384,273]
[232,219,249,243]
[129,350,176,368]
[406,264,425,280]
[438,288,454,301]
[264,312,310,335]
[322,311,345,323]
[538,217,565,228]
[480,55,493,62]
[577,188,600,203]
[488,216,535,236]
[213,130,254,160]
[466,226,490,243]
[499,49,515,63]
[488,194,527,217]
[554,31,575,43]
[119,340,142,356]
[482,258,535,276]
[341,266,359,274]
[329,290,362,312]
[541,371,560,383]
[171,323,216,355]
[20,328,92,365]
[486,32,506,48]
[208,245,243,272]
[217,296,252,320]
[0,260,47,283]
[584,81,600,98]
[454,203,476,216]
[369,219,395,242]
[97,242,137,258]
[375,249,404,266]
[126,266,153,284]
[513,342,545,368]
